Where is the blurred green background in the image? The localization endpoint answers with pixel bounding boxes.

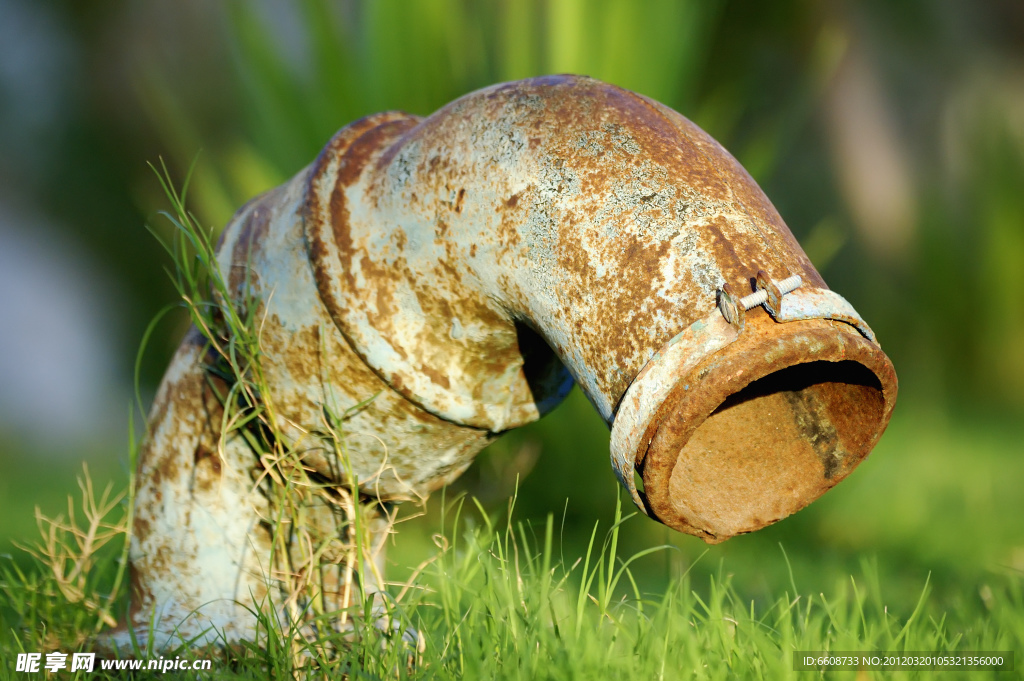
[1,0,1022,620]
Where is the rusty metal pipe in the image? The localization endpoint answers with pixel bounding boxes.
[111,75,895,649]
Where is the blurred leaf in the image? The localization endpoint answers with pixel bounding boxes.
[802,216,848,271]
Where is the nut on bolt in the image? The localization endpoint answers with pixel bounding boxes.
[718,272,804,324]
[716,283,745,330]
[756,270,803,316]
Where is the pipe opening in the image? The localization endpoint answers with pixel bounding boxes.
[661,359,885,541]
[514,321,574,419]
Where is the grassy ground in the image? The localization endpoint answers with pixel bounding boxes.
[1,408,1022,679]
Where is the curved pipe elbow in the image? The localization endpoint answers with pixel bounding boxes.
[253,75,896,540]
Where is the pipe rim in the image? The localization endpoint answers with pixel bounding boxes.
[639,315,897,543]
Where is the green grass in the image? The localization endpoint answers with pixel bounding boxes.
[2,474,1022,679]
[4,346,1022,680]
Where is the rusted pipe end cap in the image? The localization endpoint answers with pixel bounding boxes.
[635,314,896,543]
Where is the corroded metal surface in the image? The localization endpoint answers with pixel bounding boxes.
[104,330,272,649]
[305,75,827,430]
[609,310,739,511]
[216,163,494,499]
[772,286,877,342]
[620,312,895,542]
[113,75,896,650]
[609,285,889,532]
